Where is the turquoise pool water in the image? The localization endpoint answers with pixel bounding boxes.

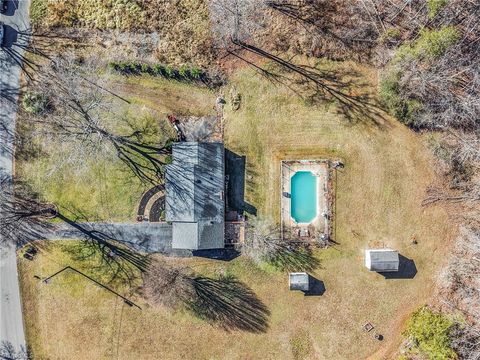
[291,171,317,223]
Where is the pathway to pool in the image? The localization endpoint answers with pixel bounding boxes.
[281,160,331,241]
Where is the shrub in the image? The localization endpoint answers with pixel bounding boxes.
[178,65,190,79]
[152,64,164,76]
[164,65,175,78]
[395,27,459,61]
[108,61,207,83]
[22,92,49,115]
[141,63,150,73]
[379,28,401,44]
[403,306,457,360]
[190,67,203,79]
[428,0,448,18]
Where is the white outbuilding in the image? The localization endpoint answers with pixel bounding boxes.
[289,272,310,291]
[365,249,399,272]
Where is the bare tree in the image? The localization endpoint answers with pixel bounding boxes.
[0,341,31,360]
[0,175,55,247]
[30,54,170,184]
[142,260,270,332]
[451,323,480,360]
[142,260,194,309]
[242,218,320,271]
[209,0,266,46]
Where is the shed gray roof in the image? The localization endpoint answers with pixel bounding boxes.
[365,249,399,272]
[289,272,310,291]
[165,142,225,250]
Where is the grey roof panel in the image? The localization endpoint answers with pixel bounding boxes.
[289,272,309,291]
[166,142,225,250]
[365,249,399,272]
[172,222,198,249]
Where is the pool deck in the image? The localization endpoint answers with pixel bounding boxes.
[281,160,330,241]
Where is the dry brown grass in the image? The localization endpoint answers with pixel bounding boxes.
[19,62,453,360]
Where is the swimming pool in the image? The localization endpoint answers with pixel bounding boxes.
[291,171,317,223]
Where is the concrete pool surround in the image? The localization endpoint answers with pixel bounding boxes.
[281,160,330,240]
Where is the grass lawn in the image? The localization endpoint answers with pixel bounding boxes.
[16,75,216,221]
[19,62,452,359]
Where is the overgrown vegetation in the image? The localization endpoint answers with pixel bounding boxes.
[402,306,457,360]
[33,0,216,66]
[380,27,459,127]
[34,0,143,29]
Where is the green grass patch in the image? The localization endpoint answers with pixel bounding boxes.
[30,0,48,26]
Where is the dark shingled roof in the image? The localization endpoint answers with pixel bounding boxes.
[165,142,225,250]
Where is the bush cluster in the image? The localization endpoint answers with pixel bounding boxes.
[108,61,205,82]
[22,92,50,115]
[402,306,457,360]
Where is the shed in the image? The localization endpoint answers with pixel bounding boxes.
[289,272,309,291]
[165,142,225,250]
[365,249,399,272]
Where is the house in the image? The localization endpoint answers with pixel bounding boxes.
[165,142,225,250]
[289,272,310,291]
[365,249,399,272]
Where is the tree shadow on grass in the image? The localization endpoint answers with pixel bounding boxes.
[229,39,389,128]
[187,275,270,333]
[56,212,151,285]
[267,244,321,272]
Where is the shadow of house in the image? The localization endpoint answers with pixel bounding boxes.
[304,275,326,296]
[188,275,270,333]
[380,255,417,280]
[192,248,240,261]
[3,0,19,16]
[225,149,257,216]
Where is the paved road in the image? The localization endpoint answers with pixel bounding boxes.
[1,0,31,354]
